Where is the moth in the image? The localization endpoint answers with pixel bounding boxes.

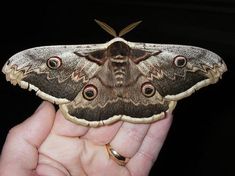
[2,20,227,127]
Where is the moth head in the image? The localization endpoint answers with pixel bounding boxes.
[107,41,131,58]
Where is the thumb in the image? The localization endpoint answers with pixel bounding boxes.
[0,101,56,176]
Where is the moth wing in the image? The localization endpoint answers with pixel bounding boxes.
[3,44,104,104]
[130,42,226,100]
[59,64,177,127]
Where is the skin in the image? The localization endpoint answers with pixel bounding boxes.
[0,101,173,176]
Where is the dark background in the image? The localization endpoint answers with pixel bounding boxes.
[0,0,234,175]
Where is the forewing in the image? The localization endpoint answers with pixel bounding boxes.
[131,42,227,100]
[2,45,102,104]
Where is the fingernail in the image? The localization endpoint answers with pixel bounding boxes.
[34,101,46,114]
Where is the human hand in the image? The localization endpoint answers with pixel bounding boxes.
[0,101,173,176]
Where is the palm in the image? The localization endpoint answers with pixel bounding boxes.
[37,110,172,176]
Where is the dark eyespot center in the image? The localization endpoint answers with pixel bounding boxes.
[47,56,62,69]
[145,87,154,95]
[174,56,187,67]
[83,85,98,100]
[6,60,11,65]
[85,90,94,97]
[141,82,155,97]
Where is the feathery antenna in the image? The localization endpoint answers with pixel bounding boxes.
[95,19,142,37]
[95,19,117,37]
[118,21,142,37]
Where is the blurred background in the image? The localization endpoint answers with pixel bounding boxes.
[0,0,234,175]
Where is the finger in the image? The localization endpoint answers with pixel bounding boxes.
[51,110,89,137]
[81,121,123,145]
[127,113,173,176]
[0,101,55,176]
[109,122,150,158]
[77,140,129,176]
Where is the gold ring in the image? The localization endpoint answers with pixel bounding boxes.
[106,143,129,166]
